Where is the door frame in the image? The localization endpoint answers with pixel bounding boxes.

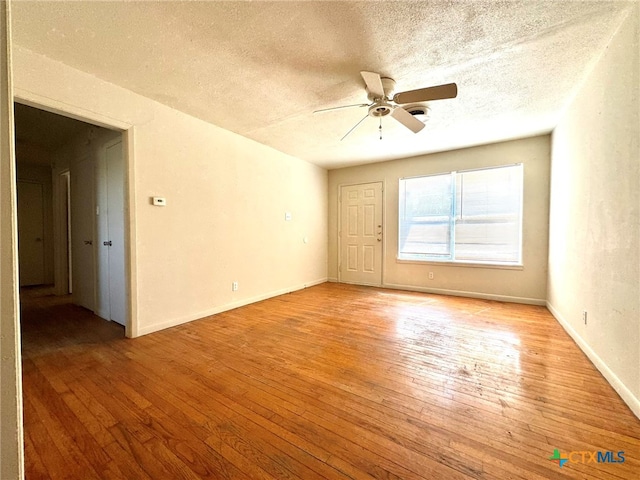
[337,180,385,286]
[14,94,139,338]
[53,169,73,296]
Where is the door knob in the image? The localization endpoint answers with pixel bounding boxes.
[103,241,112,246]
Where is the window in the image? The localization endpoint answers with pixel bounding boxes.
[398,164,523,265]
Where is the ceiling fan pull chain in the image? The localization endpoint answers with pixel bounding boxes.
[379,118,382,140]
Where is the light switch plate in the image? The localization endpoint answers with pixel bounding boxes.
[152,196,167,206]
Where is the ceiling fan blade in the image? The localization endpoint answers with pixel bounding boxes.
[391,107,425,134]
[340,114,369,141]
[393,83,458,104]
[313,103,369,114]
[360,71,385,99]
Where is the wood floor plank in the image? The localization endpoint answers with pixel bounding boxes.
[102,440,154,480]
[139,335,469,478]
[105,335,351,479]
[20,283,640,479]
[23,382,103,479]
[22,399,59,480]
[102,365,262,479]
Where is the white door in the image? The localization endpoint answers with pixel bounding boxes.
[17,181,45,286]
[96,139,126,326]
[62,171,72,293]
[339,182,383,286]
[70,157,95,310]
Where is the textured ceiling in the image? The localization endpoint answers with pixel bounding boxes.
[11,1,634,169]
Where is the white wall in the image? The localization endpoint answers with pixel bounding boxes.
[132,112,327,335]
[328,136,550,304]
[548,6,639,417]
[13,45,328,337]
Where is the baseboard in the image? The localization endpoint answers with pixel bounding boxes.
[382,282,546,306]
[547,301,640,419]
[327,277,338,283]
[340,280,386,288]
[137,277,328,337]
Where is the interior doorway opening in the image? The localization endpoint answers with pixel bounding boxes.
[13,102,129,329]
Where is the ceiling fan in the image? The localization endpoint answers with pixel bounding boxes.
[314,71,458,140]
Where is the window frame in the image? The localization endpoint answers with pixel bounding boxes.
[397,164,524,268]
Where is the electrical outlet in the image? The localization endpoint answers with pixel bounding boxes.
[428,272,434,280]
[232,281,238,292]
[582,311,587,325]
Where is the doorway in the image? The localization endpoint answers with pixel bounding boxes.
[13,102,129,330]
[339,181,384,286]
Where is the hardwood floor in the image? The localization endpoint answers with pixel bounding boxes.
[20,283,640,479]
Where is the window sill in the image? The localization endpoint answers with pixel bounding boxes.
[396,258,524,270]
